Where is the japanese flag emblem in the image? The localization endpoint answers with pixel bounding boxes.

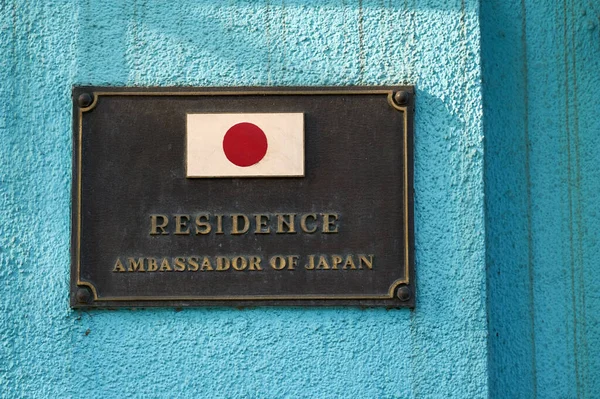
[186,113,304,177]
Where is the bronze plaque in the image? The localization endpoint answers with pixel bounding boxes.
[71,87,414,308]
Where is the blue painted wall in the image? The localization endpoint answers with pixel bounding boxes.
[0,0,487,397]
[482,0,600,397]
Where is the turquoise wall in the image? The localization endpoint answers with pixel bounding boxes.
[1,0,487,397]
[482,0,600,397]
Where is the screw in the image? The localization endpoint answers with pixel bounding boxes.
[77,93,93,108]
[396,285,411,301]
[76,287,92,304]
[393,91,409,106]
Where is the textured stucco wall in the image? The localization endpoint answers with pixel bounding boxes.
[0,1,486,397]
[482,0,600,397]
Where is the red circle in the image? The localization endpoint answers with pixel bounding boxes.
[222,122,268,167]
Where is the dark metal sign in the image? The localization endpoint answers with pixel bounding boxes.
[71,86,414,308]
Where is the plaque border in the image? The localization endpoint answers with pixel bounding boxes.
[71,86,415,307]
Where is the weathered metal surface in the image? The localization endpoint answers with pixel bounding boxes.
[71,86,414,308]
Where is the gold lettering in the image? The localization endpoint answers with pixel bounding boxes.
[231,214,250,235]
[215,214,224,234]
[331,255,343,270]
[254,214,270,234]
[200,257,214,271]
[270,256,286,270]
[322,213,339,233]
[287,255,299,270]
[159,258,172,271]
[343,255,357,269]
[359,255,374,269]
[216,257,230,271]
[195,214,211,235]
[174,215,190,235]
[188,256,199,271]
[305,255,315,270]
[174,257,186,271]
[147,258,158,272]
[248,256,263,270]
[300,213,318,233]
[316,255,330,270]
[128,257,145,272]
[276,213,296,234]
[113,258,126,272]
[231,256,248,271]
[150,214,169,235]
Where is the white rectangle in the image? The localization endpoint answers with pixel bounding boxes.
[186,113,304,178]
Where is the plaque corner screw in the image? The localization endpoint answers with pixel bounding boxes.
[393,91,410,106]
[396,285,411,302]
[77,92,93,108]
[76,287,92,304]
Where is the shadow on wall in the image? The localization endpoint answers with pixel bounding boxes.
[483,0,600,397]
